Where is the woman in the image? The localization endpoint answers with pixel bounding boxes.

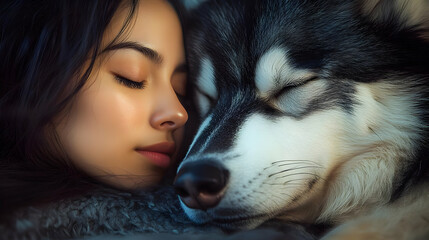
[0,0,192,216]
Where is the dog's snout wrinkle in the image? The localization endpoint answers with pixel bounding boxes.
[174,160,229,210]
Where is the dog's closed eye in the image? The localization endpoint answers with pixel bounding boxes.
[272,77,327,116]
[272,76,319,99]
[195,87,217,116]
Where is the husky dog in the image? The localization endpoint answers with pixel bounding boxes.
[174,0,429,239]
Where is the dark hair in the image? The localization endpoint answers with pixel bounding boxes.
[0,0,139,215]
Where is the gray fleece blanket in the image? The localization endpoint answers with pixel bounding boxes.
[0,187,317,240]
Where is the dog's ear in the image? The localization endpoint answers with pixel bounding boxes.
[179,0,209,11]
[360,0,429,40]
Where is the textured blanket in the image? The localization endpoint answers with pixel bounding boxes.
[0,187,317,240]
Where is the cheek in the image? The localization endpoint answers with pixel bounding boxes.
[58,77,151,177]
[89,90,146,132]
[71,87,146,146]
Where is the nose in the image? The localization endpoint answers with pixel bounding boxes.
[174,161,229,210]
[151,90,188,131]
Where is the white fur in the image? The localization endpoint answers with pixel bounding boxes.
[195,57,217,115]
[322,184,429,240]
[318,81,424,221]
[183,114,213,160]
[179,0,428,236]
[197,57,217,99]
[220,110,345,220]
[195,91,212,117]
[181,80,425,228]
[182,109,347,223]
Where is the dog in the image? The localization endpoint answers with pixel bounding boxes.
[174,0,429,239]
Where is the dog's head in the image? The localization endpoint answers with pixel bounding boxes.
[174,0,429,230]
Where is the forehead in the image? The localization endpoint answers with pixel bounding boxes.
[101,0,184,60]
[187,1,321,81]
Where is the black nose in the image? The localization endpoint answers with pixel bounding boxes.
[174,161,229,210]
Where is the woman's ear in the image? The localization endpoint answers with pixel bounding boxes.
[359,0,429,40]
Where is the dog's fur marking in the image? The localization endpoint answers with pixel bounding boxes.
[322,184,429,240]
[319,81,424,221]
[197,57,217,100]
[361,0,429,38]
[179,0,429,237]
[255,47,316,98]
[195,57,217,115]
[185,113,213,158]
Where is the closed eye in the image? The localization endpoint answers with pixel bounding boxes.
[114,74,146,89]
[195,86,217,116]
[273,76,319,99]
[196,88,216,105]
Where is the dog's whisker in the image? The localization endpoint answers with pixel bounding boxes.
[277,173,326,183]
[254,190,293,205]
[274,172,322,180]
[249,190,287,206]
[262,180,311,186]
[268,166,321,178]
[263,160,323,171]
[263,176,325,188]
[281,176,326,185]
[266,192,290,203]
[277,164,324,170]
[271,159,322,165]
[264,163,322,171]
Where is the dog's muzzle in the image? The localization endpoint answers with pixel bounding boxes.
[174,160,229,210]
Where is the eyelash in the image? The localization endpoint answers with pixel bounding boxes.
[273,76,319,98]
[114,75,146,89]
[197,89,216,105]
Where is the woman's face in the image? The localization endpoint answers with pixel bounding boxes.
[56,0,188,189]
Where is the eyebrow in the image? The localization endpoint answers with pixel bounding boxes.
[102,41,163,64]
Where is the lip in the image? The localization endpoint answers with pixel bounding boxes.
[136,142,176,168]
